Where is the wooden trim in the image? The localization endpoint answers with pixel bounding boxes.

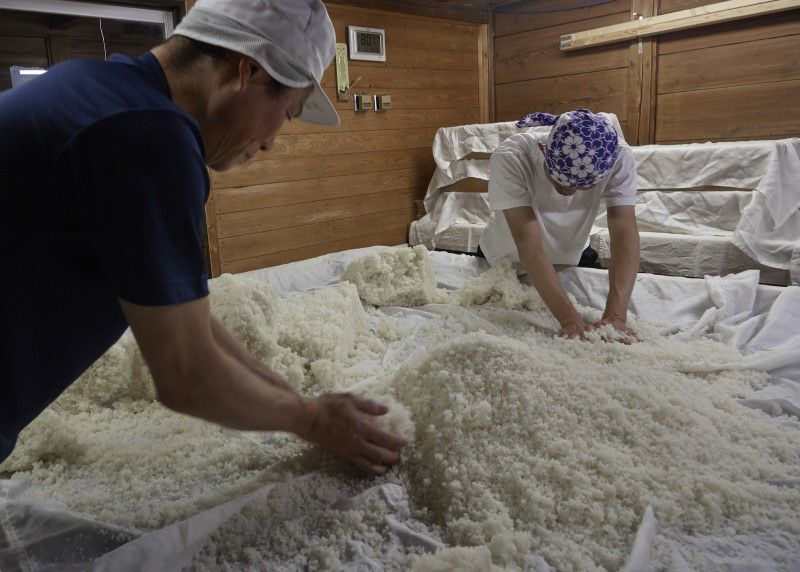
[205,194,221,278]
[560,0,800,51]
[221,227,409,274]
[441,177,489,193]
[478,23,490,123]
[626,0,657,144]
[487,12,496,121]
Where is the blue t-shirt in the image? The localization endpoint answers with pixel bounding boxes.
[0,53,210,462]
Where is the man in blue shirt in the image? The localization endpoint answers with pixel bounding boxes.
[0,0,406,475]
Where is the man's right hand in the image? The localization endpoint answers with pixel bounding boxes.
[297,394,407,475]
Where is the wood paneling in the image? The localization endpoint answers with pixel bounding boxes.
[658,8,800,53]
[494,11,630,84]
[0,9,163,90]
[267,128,439,159]
[493,1,640,143]
[652,2,800,142]
[222,227,409,274]
[0,36,48,90]
[325,0,489,23]
[658,33,800,93]
[220,207,415,264]
[494,0,629,36]
[656,79,800,141]
[323,65,480,89]
[492,0,800,145]
[206,2,485,274]
[496,67,628,122]
[218,188,420,238]
[211,148,435,189]
[214,167,432,214]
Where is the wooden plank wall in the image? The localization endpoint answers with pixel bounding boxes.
[493,0,640,143]
[492,0,800,145]
[208,3,485,275]
[0,10,164,91]
[655,0,800,142]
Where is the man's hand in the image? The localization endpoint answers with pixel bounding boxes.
[557,318,592,340]
[297,394,407,475]
[592,316,640,344]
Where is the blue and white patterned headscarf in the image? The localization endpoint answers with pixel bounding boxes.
[516,109,619,189]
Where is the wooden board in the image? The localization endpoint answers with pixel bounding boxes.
[218,188,420,237]
[494,0,630,37]
[658,32,800,93]
[496,67,629,121]
[213,167,433,214]
[220,207,416,263]
[655,79,800,141]
[494,11,631,84]
[264,128,438,160]
[222,227,409,274]
[560,0,800,51]
[658,8,800,53]
[211,148,435,189]
[441,177,489,193]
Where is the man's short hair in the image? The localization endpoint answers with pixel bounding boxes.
[164,35,291,97]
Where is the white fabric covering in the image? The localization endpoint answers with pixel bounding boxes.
[419,123,800,278]
[1,246,799,571]
[590,231,791,286]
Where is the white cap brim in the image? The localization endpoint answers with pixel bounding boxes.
[298,80,339,126]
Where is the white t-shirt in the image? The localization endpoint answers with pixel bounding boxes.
[479,132,637,269]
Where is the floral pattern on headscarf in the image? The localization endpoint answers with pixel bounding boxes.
[516,109,619,189]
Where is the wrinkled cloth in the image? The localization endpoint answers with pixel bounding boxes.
[2,248,798,571]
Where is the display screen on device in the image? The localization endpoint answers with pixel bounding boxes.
[357,32,382,54]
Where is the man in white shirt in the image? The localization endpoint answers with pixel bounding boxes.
[478,109,640,341]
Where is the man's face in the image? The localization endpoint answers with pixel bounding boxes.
[203,57,314,172]
[538,141,578,197]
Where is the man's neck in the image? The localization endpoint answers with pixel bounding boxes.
[150,46,211,126]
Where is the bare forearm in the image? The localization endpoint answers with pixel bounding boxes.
[167,344,311,434]
[210,316,297,393]
[518,245,581,326]
[604,231,639,321]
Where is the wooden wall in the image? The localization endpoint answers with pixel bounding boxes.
[0,10,164,91]
[493,0,640,143]
[493,0,800,145]
[206,3,488,275]
[654,0,800,143]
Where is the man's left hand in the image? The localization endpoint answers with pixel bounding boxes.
[592,317,640,345]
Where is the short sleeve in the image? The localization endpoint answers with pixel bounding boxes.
[65,110,210,306]
[601,145,638,208]
[487,145,532,212]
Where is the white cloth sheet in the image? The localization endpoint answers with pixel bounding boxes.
[422,124,800,275]
[2,247,799,571]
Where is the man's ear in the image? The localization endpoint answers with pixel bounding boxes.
[234,56,260,91]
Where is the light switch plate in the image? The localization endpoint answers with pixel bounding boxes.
[354,93,373,112]
[374,94,391,111]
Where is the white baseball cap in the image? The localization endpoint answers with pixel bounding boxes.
[174,0,339,126]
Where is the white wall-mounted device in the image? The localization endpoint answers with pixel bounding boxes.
[348,26,386,62]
